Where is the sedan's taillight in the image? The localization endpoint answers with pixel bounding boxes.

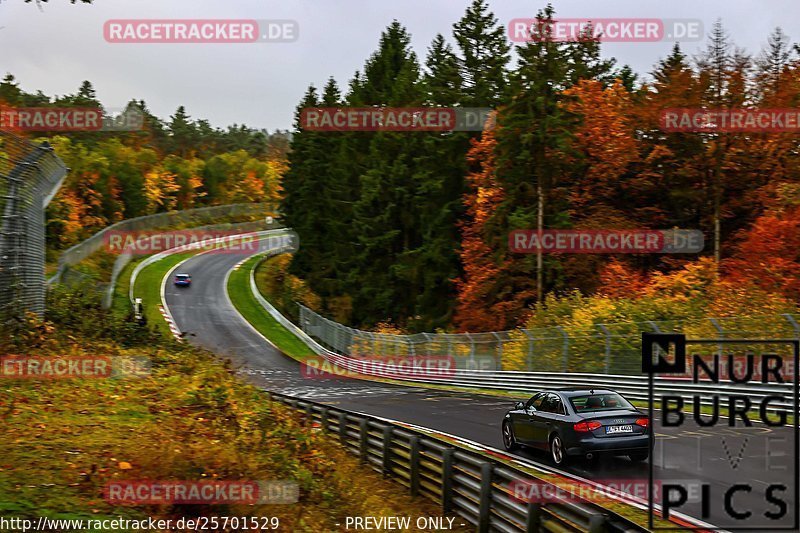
[635,418,649,428]
[574,421,601,432]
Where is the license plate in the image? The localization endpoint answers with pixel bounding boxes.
[606,425,633,434]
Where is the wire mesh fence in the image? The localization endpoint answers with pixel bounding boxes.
[49,201,278,285]
[56,218,279,309]
[298,305,800,375]
[0,131,68,323]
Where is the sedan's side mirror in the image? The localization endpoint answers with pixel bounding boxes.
[515,401,525,410]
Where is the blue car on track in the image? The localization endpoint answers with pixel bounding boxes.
[174,273,192,287]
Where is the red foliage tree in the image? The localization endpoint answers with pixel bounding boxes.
[725,205,800,299]
[454,124,513,331]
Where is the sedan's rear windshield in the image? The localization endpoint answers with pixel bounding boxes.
[176,274,190,279]
[570,393,633,413]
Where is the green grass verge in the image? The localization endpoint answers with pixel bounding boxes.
[110,256,145,315]
[127,234,285,342]
[228,257,668,529]
[231,254,480,385]
[236,253,795,423]
[226,254,316,360]
[131,252,195,339]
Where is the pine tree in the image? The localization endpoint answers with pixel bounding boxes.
[635,42,706,238]
[697,20,732,107]
[614,65,638,92]
[350,21,420,106]
[452,0,510,107]
[346,22,427,326]
[423,34,462,105]
[129,99,169,153]
[563,23,617,86]
[168,106,197,158]
[757,27,793,94]
[697,20,735,265]
[0,74,22,105]
[493,5,591,306]
[53,80,101,108]
[283,85,321,281]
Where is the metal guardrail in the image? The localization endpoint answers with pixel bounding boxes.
[0,131,68,322]
[128,228,295,305]
[268,391,645,533]
[236,247,795,411]
[307,354,796,412]
[49,202,277,285]
[115,235,645,531]
[95,219,277,308]
[104,229,760,531]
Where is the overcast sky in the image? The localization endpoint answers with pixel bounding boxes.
[2,0,799,131]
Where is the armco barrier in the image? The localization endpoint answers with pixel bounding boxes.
[129,228,296,305]
[98,219,274,308]
[268,391,646,533]
[49,202,276,285]
[240,246,795,411]
[132,240,650,531]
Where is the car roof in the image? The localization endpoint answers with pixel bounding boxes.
[551,388,618,397]
[176,273,191,277]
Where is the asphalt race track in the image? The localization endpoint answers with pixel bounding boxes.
[164,249,797,531]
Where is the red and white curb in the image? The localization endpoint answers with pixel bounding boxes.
[158,304,182,341]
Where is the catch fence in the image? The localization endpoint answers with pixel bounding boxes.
[0,131,67,323]
[49,201,277,285]
[298,306,800,375]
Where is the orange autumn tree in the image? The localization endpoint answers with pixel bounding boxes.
[725,204,800,299]
[597,259,650,299]
[562,79,639,217]
[454,122,511,332]
[63,171,111,237]
[48,190,91,247]
[558,79,643,293]
[723,54,800,301]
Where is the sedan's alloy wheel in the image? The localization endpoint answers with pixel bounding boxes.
[551,435,565,465]
[502,421,518,451]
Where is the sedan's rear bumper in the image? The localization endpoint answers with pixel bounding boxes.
[565,434,650,456]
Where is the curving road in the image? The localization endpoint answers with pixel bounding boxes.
[163,247,797,531]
